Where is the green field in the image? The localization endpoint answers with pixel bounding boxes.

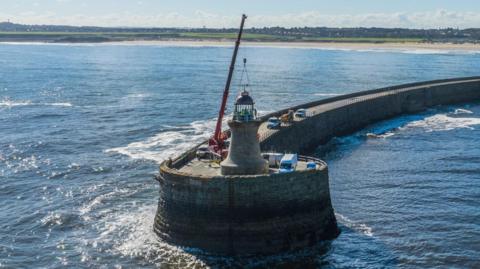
[300,37,424,43]
[179,32,283,40]
[0,31,425,43]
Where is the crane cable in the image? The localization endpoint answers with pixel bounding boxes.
[239,58,251,93]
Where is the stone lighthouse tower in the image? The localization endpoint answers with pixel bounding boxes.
[220,90,269,175]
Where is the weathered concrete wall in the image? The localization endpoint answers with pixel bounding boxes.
[261,77,480,153]
[154,157,338,255]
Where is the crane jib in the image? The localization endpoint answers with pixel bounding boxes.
[211,14,247,152]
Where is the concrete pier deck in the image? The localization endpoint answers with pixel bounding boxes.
[257,77,480,153]
[178,157,322,177]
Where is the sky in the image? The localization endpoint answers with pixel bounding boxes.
[2,0,480,29]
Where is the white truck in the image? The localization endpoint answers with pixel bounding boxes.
[262,153,284,167]
[279,154,298,173]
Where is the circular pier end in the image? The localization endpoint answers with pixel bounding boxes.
[154,159,339,256]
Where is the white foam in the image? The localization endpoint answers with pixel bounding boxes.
[93,204,207,267]
[402,49,480,55]
[105,118,223,163]
[4,41,480,56]
[353,48,480,55]
[122,93,150,99]
[49,102,73,107]
[0,99,32,107]
[79,190,126,215]
[41,211,64,226]
[336,213,373,237]
[242,45,480,55]
[405,114,480,132]
[0,98,72,108]
[453,108,473,115]
[3,154,42,174]
[399,49,446,55]
[314,93,341,97]
[366,132,395,139]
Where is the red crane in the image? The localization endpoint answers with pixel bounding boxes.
[209,14,247,156]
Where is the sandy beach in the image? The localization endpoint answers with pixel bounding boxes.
[3,39,480,53]
[107,40,480,52]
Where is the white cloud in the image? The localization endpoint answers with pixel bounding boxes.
[1,9,480,28]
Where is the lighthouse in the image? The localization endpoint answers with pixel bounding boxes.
[220,90,269,175]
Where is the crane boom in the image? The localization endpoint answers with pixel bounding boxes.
[210,14,247,153]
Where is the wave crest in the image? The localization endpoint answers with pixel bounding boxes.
[336,213,373,237]
[405,114,480,132]
[105,119,218,163]
[0,98,72,108]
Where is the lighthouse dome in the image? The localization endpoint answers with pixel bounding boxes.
[235,91,254,105]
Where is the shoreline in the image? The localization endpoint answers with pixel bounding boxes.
[116,40,480,51]
[2,39,480,52]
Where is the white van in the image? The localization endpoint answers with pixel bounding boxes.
[262,153,284,167]
[279,154,298,173]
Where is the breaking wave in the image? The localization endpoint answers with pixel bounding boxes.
[366,107,479,138]
[105,119,218,163]
[0,98,72,108]
[453,108,473,115]
[0,99,32,107]
[366,132,395,139]
[336,213,373,237]
[105,110,270,163]
[49,102,73,107]
[91,204,209,268]
[404,113,480,132]
[332,107,478,144]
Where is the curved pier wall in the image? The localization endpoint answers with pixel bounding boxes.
[260,77,480,153]
[154,159,339,255]
[154,77,480,255]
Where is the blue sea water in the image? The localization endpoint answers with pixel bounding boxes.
[0,43,479,268]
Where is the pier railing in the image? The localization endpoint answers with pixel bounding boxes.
[298,155,327,168]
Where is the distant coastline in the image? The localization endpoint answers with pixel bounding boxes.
[2,38,480,53]
[2,21,480,46]
[0,33,425,44]
[116,40,480,52]
[1,22,480,51]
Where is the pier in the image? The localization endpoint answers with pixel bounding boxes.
[258,77,480,153]
[155,76,480,255]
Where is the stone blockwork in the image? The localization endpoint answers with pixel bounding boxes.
[155,157,338,255]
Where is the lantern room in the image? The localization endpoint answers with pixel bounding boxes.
[233,90,257,122]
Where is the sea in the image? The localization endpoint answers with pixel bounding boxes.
[1,42,479,268]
